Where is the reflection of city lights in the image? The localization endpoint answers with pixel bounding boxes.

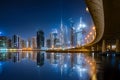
[76,66,87,72]
[0,32,2,35]
[87,35,89,38]
[0,63,2,66]
[64,64,67,68]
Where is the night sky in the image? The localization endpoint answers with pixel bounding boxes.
[0,0,93,39]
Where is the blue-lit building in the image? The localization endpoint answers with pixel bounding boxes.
[75,17,86,47]
[60,24,69,48]
[50,29,61,48]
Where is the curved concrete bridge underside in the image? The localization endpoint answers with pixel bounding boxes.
[85,0,104,46]
[85,0,120,46]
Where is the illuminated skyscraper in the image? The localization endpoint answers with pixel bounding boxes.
[75,17,86,46]
[60,19,69,48]
[37,30,44,49]
[50,29,60,48]
[70,27,75,47]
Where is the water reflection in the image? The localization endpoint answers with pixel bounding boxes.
[37,52,44,67]
[0,51,119,80]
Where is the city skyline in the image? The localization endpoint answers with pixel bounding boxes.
[0,0,93,39]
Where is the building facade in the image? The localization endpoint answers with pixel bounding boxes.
[37,30,44,49]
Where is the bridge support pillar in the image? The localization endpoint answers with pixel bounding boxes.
[97,44,100,51]
[116,39,120,52]
[102,40,106,53]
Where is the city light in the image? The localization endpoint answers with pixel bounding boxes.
[86,7,89,12]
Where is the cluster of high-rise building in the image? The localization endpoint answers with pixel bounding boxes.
[46,18,88,49]
[0,17,94,50]
[0,30,45,50]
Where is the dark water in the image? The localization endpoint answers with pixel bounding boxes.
[0,51,120,80]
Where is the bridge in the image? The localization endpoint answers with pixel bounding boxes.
[84,0,120,52]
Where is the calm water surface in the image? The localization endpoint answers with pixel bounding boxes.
[0,51,120,80]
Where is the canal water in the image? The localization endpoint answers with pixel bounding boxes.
[0,51,120,80]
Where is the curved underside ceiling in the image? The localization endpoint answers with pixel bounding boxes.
[85,0,104,46]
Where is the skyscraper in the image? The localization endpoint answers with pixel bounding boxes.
[37,30,44,49]
[46,39,51,48]
[12,35,20,48]
[21,39,26,48]
[70,27,74,47]
[27,38,32,48]
[32,37,37,49]
[50,29,60,48]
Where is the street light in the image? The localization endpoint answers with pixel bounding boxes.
[92,27,95,30]
[86,7,89,12]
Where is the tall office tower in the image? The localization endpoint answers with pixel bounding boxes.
[60,23,68,48]
[60,20,65,48]
[50,29,59,48]
[0,36,8,48]
[27,38,32,48]
[12,35,20,48]
[70,27,74,47]
[32,37,37,49]
[46,39,51,48]
[21,39,26,48]
[37,30,44,49]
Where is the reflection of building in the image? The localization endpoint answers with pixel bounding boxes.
[12,53,20,63]
[37,52,44,67]
[0,36,8,48]
[50,53,58,64]
[37,30,44,49]
[0,52,7,61]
